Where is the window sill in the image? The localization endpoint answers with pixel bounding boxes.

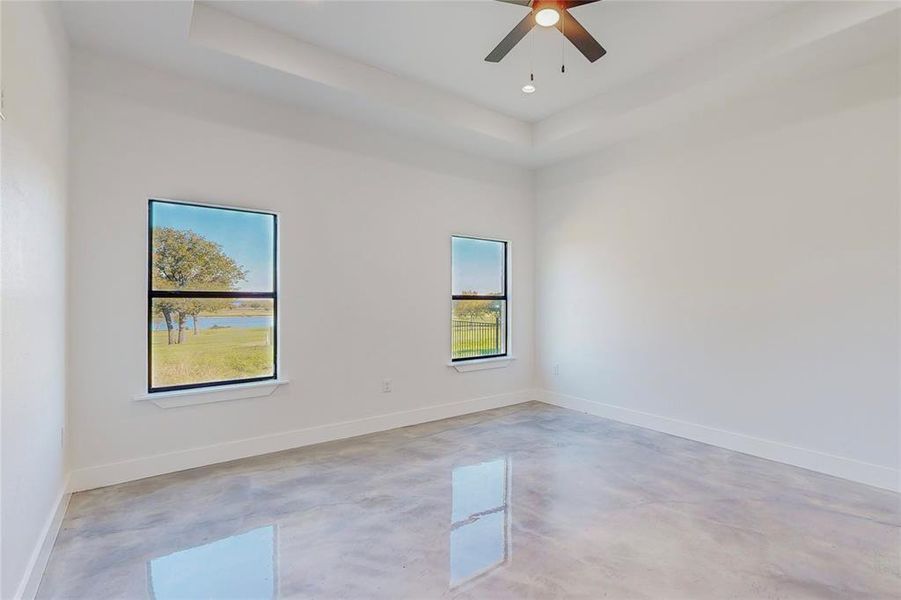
[448,356,516,372]
[134,379,289,408]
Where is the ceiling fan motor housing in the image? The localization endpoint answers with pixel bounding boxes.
[485,0,607,64]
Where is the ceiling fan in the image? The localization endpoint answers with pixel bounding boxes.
[485,0,606,64]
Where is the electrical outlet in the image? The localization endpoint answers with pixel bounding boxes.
[553,364,560,376]
[382,379,392,393]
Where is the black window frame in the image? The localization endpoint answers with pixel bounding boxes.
[147,199,278,393]
[451,235,509,362]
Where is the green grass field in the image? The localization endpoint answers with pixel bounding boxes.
[451,318,504,359]
[152,318,501,387]
[452,337,503,358]
[151,327,274,388]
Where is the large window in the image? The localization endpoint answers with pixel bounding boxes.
[148,200,277,392]
[451,236,507,361]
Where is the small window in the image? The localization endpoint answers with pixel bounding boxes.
[451,236,508,361]
[148,200,277,392]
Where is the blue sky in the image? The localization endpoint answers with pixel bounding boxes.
[452,237,505,295]
[152,201,274,291]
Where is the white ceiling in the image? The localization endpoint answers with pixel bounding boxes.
[211,0,789,122]
[59,0,899,167]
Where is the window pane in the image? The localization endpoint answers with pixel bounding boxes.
[452,300,506,359]
[151,298,274,388]
[151,201,275,292]
[452,237,504,296]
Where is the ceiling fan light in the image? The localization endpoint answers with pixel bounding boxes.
[535,7,560,27]
[522,83,536,94]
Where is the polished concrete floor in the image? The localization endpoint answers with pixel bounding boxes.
[40,402,900,599]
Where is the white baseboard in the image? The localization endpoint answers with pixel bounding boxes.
[14,477,71,600]
[541,390,899,493]
[70,389,538,492]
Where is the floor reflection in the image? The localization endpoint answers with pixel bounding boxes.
[450,457,511,587]
[148,525,277,599]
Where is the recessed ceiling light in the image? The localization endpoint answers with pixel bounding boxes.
[522,83,536,94]
[535,7,560,27]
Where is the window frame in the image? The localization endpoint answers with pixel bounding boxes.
[147,198,279,394]
[450,235,509,363]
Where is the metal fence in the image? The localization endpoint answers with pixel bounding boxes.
[452,319,502,358]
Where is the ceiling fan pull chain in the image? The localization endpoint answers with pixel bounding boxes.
[530,19,535,83]
[561,10,566,74]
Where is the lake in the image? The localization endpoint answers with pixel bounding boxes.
[151,315,273,331]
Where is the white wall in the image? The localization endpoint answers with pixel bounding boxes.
[1,2,70,597]
[535,56,900,490]
[56,8,900,501]
[67,52,535,490]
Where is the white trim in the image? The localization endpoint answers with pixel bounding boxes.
[449,356,516,372]
[540,391,900,493]
[14,477,71,600]
[71,389,539,492]
[135,379,290,408]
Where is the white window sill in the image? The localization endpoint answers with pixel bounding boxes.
[134,379,289,408]
[448,356,516,372]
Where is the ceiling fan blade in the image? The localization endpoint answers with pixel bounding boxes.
[485,13,535,63]
[493,0,532,6]
[563,0,602,8]
[556,9,606,62]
